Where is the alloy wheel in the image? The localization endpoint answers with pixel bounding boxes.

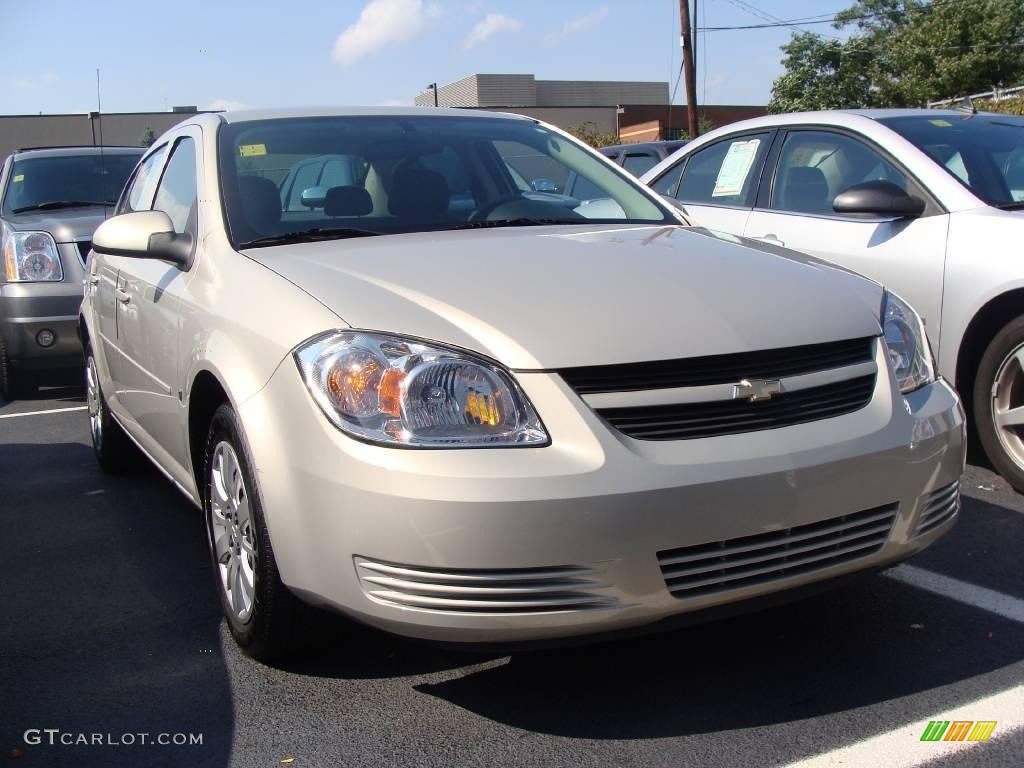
[991,342,1024,471]
[209,441,257,621]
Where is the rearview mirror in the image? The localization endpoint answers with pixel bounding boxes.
[92,210,192,267]
[833,180,925,219]
[530,178,557,193]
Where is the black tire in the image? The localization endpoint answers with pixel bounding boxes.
[85,346,138,473]
[974,315,1024,493]
[202,403,311,661]
[0,337,37,400]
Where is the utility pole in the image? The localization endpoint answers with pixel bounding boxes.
[678,0,698,140]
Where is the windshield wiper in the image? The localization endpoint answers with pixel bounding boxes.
[996,201,1024,211]
[11,200,112,213]
[238,227,382,249]
[448,217,585,230]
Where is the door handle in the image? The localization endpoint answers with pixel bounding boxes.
[752,234,785,247]
[115,287,131,304]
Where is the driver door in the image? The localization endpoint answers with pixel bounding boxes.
[744,129,949,346]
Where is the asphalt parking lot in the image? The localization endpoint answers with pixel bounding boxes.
[2,385,1022,768]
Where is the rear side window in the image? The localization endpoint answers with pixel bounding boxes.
[675,133,771,207]
[152,138,197,234]
[120,146,167,213]
[622,152,658,177]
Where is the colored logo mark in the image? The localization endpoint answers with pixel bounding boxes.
[920,720,997,742]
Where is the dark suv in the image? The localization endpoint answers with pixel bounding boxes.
[0,146,142,398]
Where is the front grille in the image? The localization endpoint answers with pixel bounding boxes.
[658,503,897,599]
[76,240,92,267]
[914,481,960,536]
[598,374,875,441]
[558,336,874,394]
[354,558,617,613]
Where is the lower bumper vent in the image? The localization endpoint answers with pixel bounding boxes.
[914,482,960,536]
[355,558,617,613]
[658,503,898,599]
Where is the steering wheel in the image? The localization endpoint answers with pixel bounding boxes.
[467,195,529,222]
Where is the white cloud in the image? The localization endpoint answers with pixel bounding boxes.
[463,13,522,50]
[545,6,609,44]
[332,0,440,67]
[205,98,249,112]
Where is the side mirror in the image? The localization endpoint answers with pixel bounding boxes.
[530,178,558,193]
[300,186,328,208]
[92,210,191,267]
[833,180,925,219]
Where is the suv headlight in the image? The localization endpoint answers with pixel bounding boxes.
[294,331,549,448]
[881,291,934,394]
[2,227,63,282]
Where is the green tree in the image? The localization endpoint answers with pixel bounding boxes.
[139,126,156,148]
[566,121,620,148]
[769,0,1024,113]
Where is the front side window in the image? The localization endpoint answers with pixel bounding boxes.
[152,138,197,234]
[880,114,1024,207]
[771,130,909,216]
[218,115,672,248]
[3,152,142,216]
[120,146,168,214]
[675,133,771,207]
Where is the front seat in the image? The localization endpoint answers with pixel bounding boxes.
[781,166,831,215]
[236,175,282,237]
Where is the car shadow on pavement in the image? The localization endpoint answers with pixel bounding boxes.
[0,441,233,767]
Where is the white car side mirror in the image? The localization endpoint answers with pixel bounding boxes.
[92,210,192,267]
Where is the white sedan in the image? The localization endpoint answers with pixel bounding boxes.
[642,109,1024,491]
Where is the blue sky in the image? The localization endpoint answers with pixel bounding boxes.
[2,0,852,115]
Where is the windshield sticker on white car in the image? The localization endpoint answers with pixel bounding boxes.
[713,139,760,197]
[239,143,267,157]
[12,174,24,183]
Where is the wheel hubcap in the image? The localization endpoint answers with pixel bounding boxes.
[209,441,257,621]
[991,342,1024,470]
[86,357,102,449]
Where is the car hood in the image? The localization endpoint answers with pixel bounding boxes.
[242,224,884,370]
[5,205,114,242]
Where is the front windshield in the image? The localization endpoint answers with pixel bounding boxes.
[217,115,673,247]
[3,153,142,215]
[879,113,1024,207]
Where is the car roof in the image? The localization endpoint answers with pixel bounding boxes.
[12,145,145,159]
[602,140,686,154]
[218,106,531,124]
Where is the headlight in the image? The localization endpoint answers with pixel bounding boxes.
[294,331,549,448]
[3,228,63,282]
[881,291,934,394]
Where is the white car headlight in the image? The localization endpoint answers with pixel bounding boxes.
[2,228,63,282]
[294,331,549,448]
[881,291,935,394]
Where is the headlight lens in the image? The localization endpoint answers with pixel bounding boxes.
[294,331,549,448]
[881,291,934,394]
[3,228,63,282]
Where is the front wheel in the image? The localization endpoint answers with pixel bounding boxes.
[202,404,311,661]
[85,347,137,473]
[974,315,1024,493]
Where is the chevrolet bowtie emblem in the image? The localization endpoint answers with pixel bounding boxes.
[734,378,782,402]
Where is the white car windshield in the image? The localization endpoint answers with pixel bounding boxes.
[880,113,1024,209]
[217,114,673,247]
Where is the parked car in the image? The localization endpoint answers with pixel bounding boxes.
[82,107,963,660]
[0,145,143,398]
[642,109,1024,491]
[600,140,688,177]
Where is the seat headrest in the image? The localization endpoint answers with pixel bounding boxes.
[389,167,449,219]
[783,166,830,214]
[236,175,281,233]
[325,186,373,217]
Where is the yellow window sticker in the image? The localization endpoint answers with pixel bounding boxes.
[13,174,24,182]
[713,139,760,197]
[239,144,267,157]
[929,119,952,127]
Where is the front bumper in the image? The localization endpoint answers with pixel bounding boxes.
[0,277,84,371]
[238,348,965,644]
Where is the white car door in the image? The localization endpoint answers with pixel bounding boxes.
[743,128,948,344]
[647,129,775,236]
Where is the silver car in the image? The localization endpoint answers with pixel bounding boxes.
[81,108,964,659]
[641,109,1024,492]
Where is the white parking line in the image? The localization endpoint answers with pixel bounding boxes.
[885,565,1024,624]
[0,406,88,419]
[780,684,1023,767]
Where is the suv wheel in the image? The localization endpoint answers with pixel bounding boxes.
[85,347,137,472]
[202,403,312,661]
[975,315,1024,492]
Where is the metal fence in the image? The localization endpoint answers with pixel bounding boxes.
[928,84,1024,109]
